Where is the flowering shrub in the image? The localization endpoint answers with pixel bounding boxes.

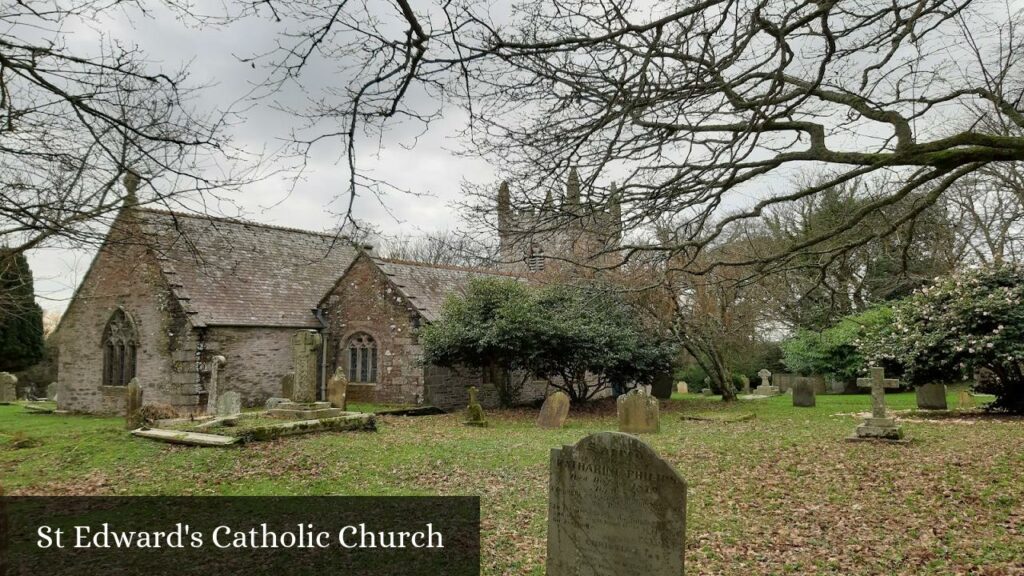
[859,266,1024,413]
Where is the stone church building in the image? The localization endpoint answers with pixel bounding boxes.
[53,170,621,415]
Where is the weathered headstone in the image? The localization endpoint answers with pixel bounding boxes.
[676,381,688,395]
[850,367,903,441]
[216,390,241,417]
[547,432,686,576]
[739,374,751,395]
[464,386,487,427]
[205,355,227,415]
[291,330,321,404]
[754,368,778,396]
[537,391,570,429]
[792,377,816,407]
[957,389,976,410]
[327,368,349,410]
[125,378,143,430]
[46,382,57,401]
[701,388,713,397]
[702,376,711,392]
[650,371,674,400]
[916,383,947,410]
[617,388,659,434]
[0,372,17,404]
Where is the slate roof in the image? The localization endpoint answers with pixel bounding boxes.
[372,257,522,322]
[136,208,359,328]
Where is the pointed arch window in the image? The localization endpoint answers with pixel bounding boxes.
[346,333,378,384]
[102,308,138,386]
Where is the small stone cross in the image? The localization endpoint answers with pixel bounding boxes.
[758,368,772,386]
[857,367,900,418]
[468,386,479,405]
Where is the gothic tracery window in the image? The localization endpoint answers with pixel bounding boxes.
[346,333,378,384]
[102,308,138,386]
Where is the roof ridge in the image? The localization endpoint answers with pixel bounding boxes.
[133,206,366,245]
[373,256,520,277]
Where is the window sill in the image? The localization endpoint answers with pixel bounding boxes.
[100,385,127,395]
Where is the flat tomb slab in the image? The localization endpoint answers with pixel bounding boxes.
[238,413,376,441]
[681,412,755,423]
[132,428,240,447]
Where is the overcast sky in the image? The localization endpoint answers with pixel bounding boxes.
[27,2,498,315]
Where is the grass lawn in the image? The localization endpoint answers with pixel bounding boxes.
[1,389,1022,575]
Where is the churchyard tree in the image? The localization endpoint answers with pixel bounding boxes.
[0,250,44,372]
[0,1,249,258]
[237,0,1024,279]
[759,176,959,332]
[421,277,674,404]
[419,277,538,406]
[859,265,1024,414]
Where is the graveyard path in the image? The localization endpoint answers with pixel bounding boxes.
[1,390,1022,575]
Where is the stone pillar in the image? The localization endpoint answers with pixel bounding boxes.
[205,355,226,415]
[291,330,322,404]
[125,378,144,430]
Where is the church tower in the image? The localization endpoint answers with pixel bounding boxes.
[496,169,622,273]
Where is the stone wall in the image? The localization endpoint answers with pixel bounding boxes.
[320,256,424,406]
[423,366,550,410]
[204,326,297,408]
[55,211,194,414]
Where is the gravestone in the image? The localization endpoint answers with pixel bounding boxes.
[46,382,57,401]
[754,368,778,396]
[957,389,976,410]
[0,372,16,404]
[291,330,321,404]
[792,377,816,407]
[676,381,688,395]
[464,386,487,427]
[547,432,686,576]
[327,368,349,409]
[205,355,227,414]
[617,388,659,434]
[216,390,241,417]
[125,378,143,430]
[650,372,674,400]
[537,391,570,429]
[739,374,751,395]
[702,376,711,393]
[701,388,713,396]
[850,367,903,441]
[916,383,947,410]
